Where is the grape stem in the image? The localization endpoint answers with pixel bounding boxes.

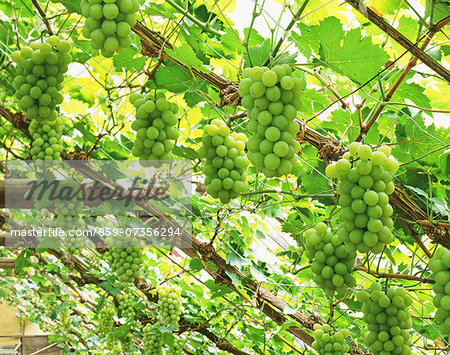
[31,0,54,35]
[299,67,349,109]
[355,265,435,284]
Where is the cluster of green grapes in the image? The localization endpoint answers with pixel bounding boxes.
[106,237,143,282]
[199,119,249,203]
[238,64,304,177]
[11,37,71,160]
[80,0,139,57]
[430,246,450,336]
[167,337,185,355]
[43,291,57,310]
[120,333,133,353]
[143,324,163,355]
[98,306,115,334]
[357,284,413,355]
[157,283,183,325]
[312,323,350,354]
[326,143,399,254]
[29,117,64,160]
[129,92,180,160]
[53,179,86,247]
[117,292,136,319]
[304,222,356,297]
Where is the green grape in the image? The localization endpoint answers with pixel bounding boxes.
[80,0,138,56]
[143,324,163,355]
[430,247,450,336]
[304,224,356,297]
[238,64,305,177]
[325,146,398,254]
[166,337,186,355]
[129,92,178,161]
[312,323,350,355]
[157,283,183,325]
[359,285,413,355]
[200,119,249,203]
[98,305,115,334]
[117,292,136,319]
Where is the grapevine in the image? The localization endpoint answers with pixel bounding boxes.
[326,143,398,254]
[304,222,356,297]
[80,0,139,58]
[198,119,249,203]
[129,92,180,161]
[357,284,413,354]
[157,283,183,325]
[238,64,304,177]
[11,37,71,160]
[312,323,350,355]
[430,247,450,338]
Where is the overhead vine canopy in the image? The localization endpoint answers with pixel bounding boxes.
[0,0,449,354]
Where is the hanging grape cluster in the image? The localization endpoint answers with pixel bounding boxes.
[157,283,183,325]
[312,323,350,355]
[238,64,304,177]
[129,92,180,161]
[304,222,356,297]
[117,292,136,319]
[143,324,163,355]
[98,305,115,334]
[430,246,450,337]
[199,119,249,203]
[54,179,86,248]
[167,337,185,355]
[326,143,398,254]
[357,284,413,355]
[11,37,71,160]
[80,0,138,57]
[106,236,143,282]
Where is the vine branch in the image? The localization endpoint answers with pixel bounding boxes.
[31,0,54,35]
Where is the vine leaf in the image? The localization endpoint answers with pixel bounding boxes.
[391,82,432,110]
[244,38,271,67]
[113,47,147,72]
[294,17,389,84]
[166,42,208,73]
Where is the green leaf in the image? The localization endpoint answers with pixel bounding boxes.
[189,257,203,271]
[113,47,147,72]
[367,0,403,15]
[294,17,389,84]
[244,38,271,67]
[62,0,81,14]
[426,0,450,25]
[391,82,432,110]
[15,249,31,273]
[166,42,208,73]
[172,145,199,160]
[98,282,121,296]
[299,163,330,194]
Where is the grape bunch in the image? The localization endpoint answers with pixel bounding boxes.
[80,0,139,57]
[43,291,57,310]
[117,292,136,319]
[98,306,115,334]
[198,119,249,203]
[11,37,71,160]
[326,143,398,254]
[167,337,185,355]
[304,222,356,297]
[143,324,163,355]
[430,246,450,336]
[157,283,183,325]
[312,323,350,355]
[357,284,413,355]
[106,237,143,282]
[129,92,180,161]
[54,179,86,247]
[29,117,64,160]
[238,64,304,177]
[120,333,133,353]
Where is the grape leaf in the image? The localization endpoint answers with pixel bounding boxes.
[113,47,147,72]
[166,42,208,73]
[244,38,271,67]
[293,17,389,84]
[391,82,432,110]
